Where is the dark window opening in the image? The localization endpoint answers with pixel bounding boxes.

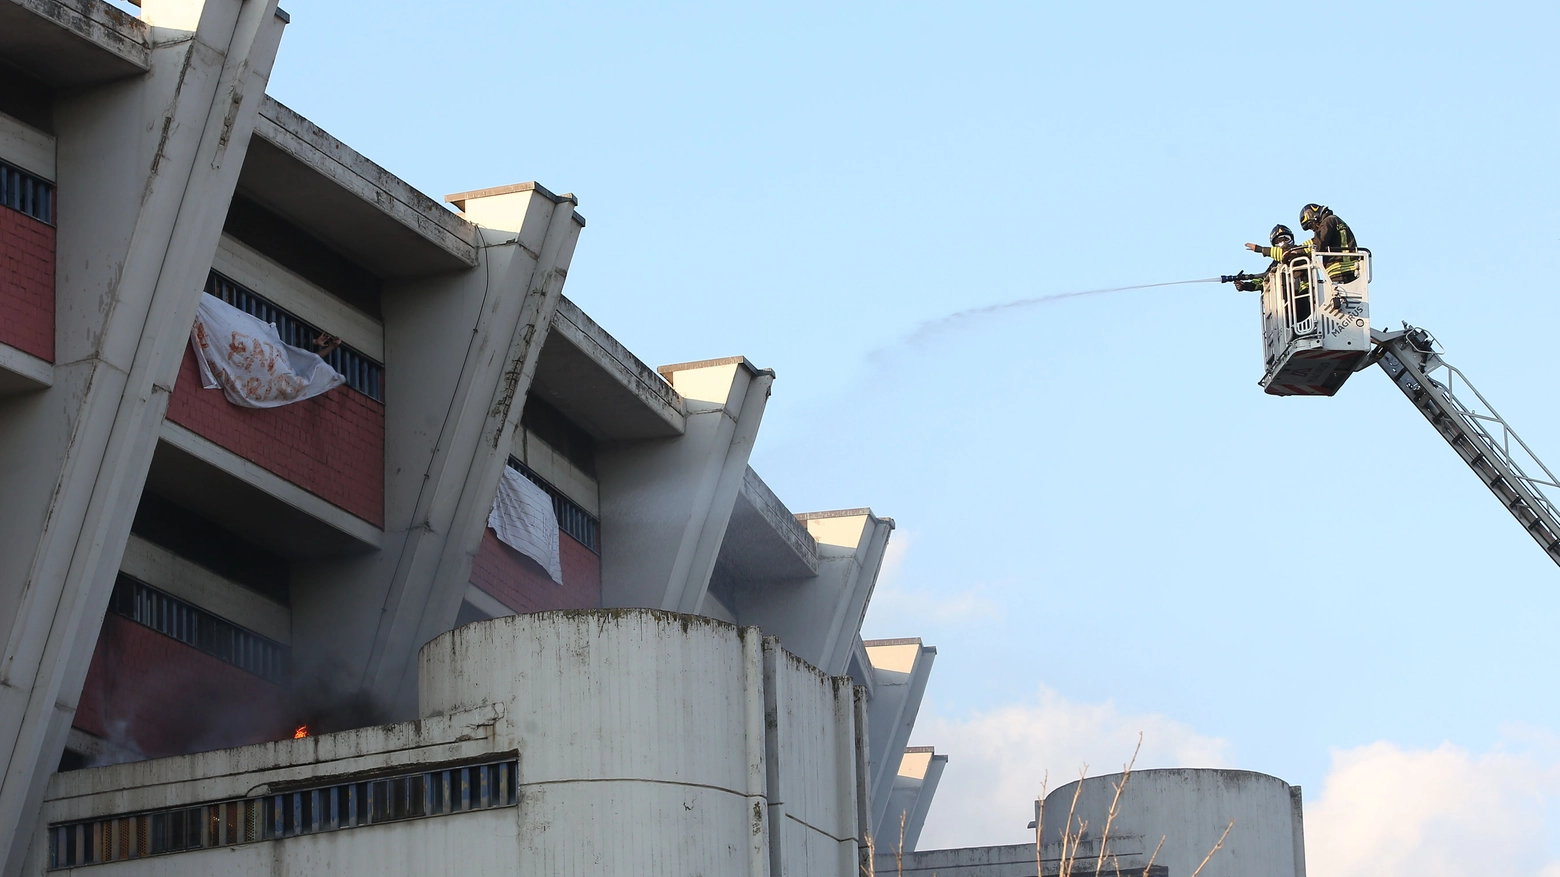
[131,494,289,604]
[520,397,596,477]
[222,195,382,319]
[0,63,55,133]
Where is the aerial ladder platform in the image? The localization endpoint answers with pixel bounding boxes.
[1241,247,1560,568]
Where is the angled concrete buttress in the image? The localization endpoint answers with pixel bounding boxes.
[0,2,287,873]
[288,183,583,718]
[730,508,894,676]
[884,746,946,853]
[863,638,937,840]
[597,357,774,614]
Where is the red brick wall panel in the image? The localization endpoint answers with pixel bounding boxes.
[0,207,54,361]
[470,529,601,614]
[73,615,293,759]
[166,347,384,526]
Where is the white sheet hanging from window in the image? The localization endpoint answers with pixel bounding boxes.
[488,466,563,584]
[189,292,345,408]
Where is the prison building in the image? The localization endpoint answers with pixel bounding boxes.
[0,2,940,874]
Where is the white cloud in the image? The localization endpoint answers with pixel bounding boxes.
[1305,734,1560,877]
[912,685,1231,851]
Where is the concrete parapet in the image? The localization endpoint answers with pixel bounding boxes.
[420,609,866,875]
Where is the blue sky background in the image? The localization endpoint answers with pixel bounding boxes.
[261,0,1560,859]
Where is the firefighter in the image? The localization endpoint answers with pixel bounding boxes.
[1238,225,1303,288]
[1298,203,1358,283]
[1239,224,1312,322]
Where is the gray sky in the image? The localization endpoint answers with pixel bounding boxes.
[258,2,1560,871]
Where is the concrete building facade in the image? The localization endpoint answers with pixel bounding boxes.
[0,1,943,873]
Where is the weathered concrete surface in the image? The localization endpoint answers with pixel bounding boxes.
[423,611,775,875]
[242,96,479,277]
[885,745,946,853]
[288,184,582,721]
[529,294,686,440]
[730,509,892,677]
[598,357,773,614]
[151,420,384,555]
[38,605,879,877]
[862,637,935,839]
[0,0,149,86]
[1042,769,1306,877]
[0,2,286,873]
[710,467,819,591]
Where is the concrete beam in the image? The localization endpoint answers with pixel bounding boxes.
[0,2,286,872]
[0,343,51,397]
[151,422,384,555]
[0,0,149,87]
[240,96,480,278]
[598,357,774,614]
[528,294,686,441]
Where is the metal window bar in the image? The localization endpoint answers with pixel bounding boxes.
[47,759,517,870]
[109,574,289,684]
[0,159,53,224]
[204,271,384,402]
[507,457,601,554]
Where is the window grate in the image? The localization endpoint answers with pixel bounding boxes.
[205,271,384,402]
[508,457,600,555]
[47,759,518,869]
[0,159,53,224]
[109,574,289,684]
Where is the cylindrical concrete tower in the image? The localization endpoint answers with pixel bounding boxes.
[1041,768,1305,877]
[419,609,866,876]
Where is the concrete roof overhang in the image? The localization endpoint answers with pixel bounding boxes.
[237,97,480,279]
[147,429,382,560]
[529,295,687,442]
[0,0,149,86]
[713,467,820,586]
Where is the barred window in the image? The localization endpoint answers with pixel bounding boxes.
[47,759,518,869]
[508,457,600,555]
[109,574,288,684]
[0,158,52,224]
[204,271,384,402]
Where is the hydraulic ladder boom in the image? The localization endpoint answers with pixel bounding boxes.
[1374,325,1560,568]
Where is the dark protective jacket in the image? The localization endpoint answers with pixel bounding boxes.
[1304,211,1359,282]
[1236,244,1307,291]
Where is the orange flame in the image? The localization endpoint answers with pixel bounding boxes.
[293,725,309,739]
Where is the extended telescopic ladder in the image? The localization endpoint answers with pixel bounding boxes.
[1373,325,1560,568]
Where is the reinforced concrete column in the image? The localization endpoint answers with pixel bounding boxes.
[289,184,583,719]
[598,358,774,613]
[0,2,286,872]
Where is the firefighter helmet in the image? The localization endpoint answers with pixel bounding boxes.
[1270,224,1295,246]
[1299,203,1328,231]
